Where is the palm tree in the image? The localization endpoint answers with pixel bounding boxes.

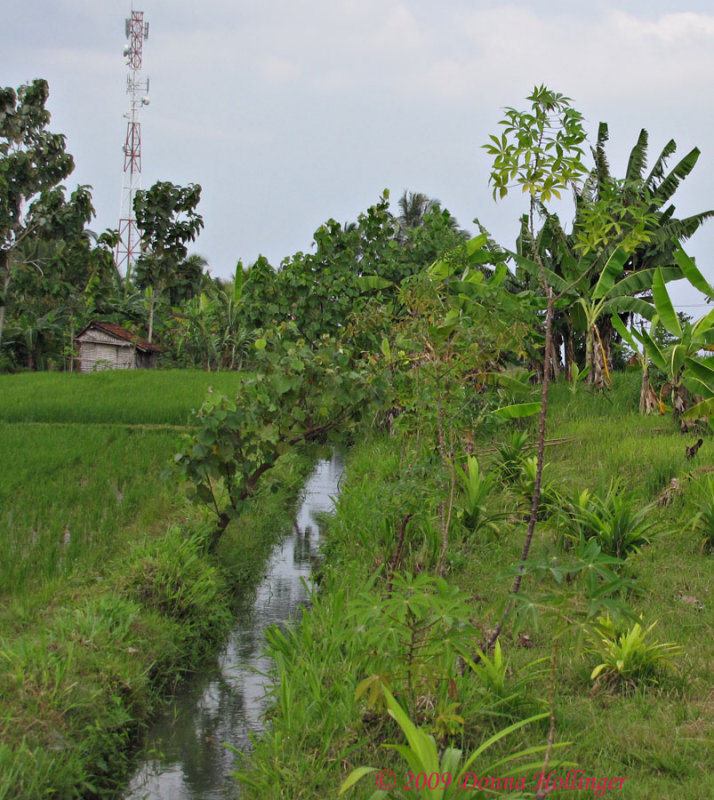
[397,191,440,232]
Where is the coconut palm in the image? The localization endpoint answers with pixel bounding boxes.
[397,190,440,232]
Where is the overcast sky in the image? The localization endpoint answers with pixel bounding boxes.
[6,0,714,309]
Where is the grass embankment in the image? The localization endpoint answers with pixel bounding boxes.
[236,371,714,799]
[0,370,308,799]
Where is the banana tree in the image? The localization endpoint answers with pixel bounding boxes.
[513,245,664,386]
[615,247,714,418]
[508,118,713,386]
[610,312,658,414]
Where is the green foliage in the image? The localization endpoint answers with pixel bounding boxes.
[587,615,682,691]
[455,456,504,535]
[120,525,231,653]
[501,114,711,389]
[508,536,640,642]
[495,431,531,484]
[352,572,480,710]
[174,325,383,528]
[484,85,587,203]
[133,180,204,341]
[133,181,203,274]
[568,363,590,394]
[163,275,254,370]
[558,481,658,560]
[238,192,466,349]
[340,686,557,800]
[517,456,560,519]
[0,80,117,366]
[627,249,714,419]
[458,640,547,709]
[0,80,75,248]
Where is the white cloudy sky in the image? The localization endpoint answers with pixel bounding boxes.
[5,0,714,308]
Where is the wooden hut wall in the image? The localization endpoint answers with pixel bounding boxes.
[78,341,135,372]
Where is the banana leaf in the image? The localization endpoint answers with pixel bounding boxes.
[494,402,541,420]
[652,268,682,337]
[674,245,713,298]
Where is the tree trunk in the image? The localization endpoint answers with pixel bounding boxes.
[484,287,554,654]
[68,320,75,372]
[639,360,649,414]
[585,327,594,384]
[565,325,575,382]
[592,337,604,388]
[593,324,609,388]
[549,332,560,381]
[0,253,10,350]
[147,293,155,343]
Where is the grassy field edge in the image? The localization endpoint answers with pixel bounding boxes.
[0,449,312,800]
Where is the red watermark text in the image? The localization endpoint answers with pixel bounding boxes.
[374,769,629,795]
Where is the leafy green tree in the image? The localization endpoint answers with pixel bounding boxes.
[174,324,386,546]
[133,181,204,342]
[8,226,119,370]
[168,253,207,306]
[238,192,469,350]
[0,79,75,349]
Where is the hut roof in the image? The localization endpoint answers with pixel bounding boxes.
[76,321,162,353]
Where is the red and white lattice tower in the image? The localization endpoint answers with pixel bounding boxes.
[116,9,150,277]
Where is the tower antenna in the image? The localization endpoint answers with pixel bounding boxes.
[116,8,150,278]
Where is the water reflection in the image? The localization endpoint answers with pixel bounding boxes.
[123,453,344,800]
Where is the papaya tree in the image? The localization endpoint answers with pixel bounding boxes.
[482,86,589,647]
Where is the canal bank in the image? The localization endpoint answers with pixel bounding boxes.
[123,453,344,799]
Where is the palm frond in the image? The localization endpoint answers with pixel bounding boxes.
[675,209,714,241]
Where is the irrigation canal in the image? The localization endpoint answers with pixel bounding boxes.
[123,452,345,799]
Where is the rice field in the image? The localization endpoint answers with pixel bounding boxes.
[0,369,244,425]
[0,370,234,596]
[0,368,260,799]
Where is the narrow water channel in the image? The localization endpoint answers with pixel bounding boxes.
[123,453,344,800]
